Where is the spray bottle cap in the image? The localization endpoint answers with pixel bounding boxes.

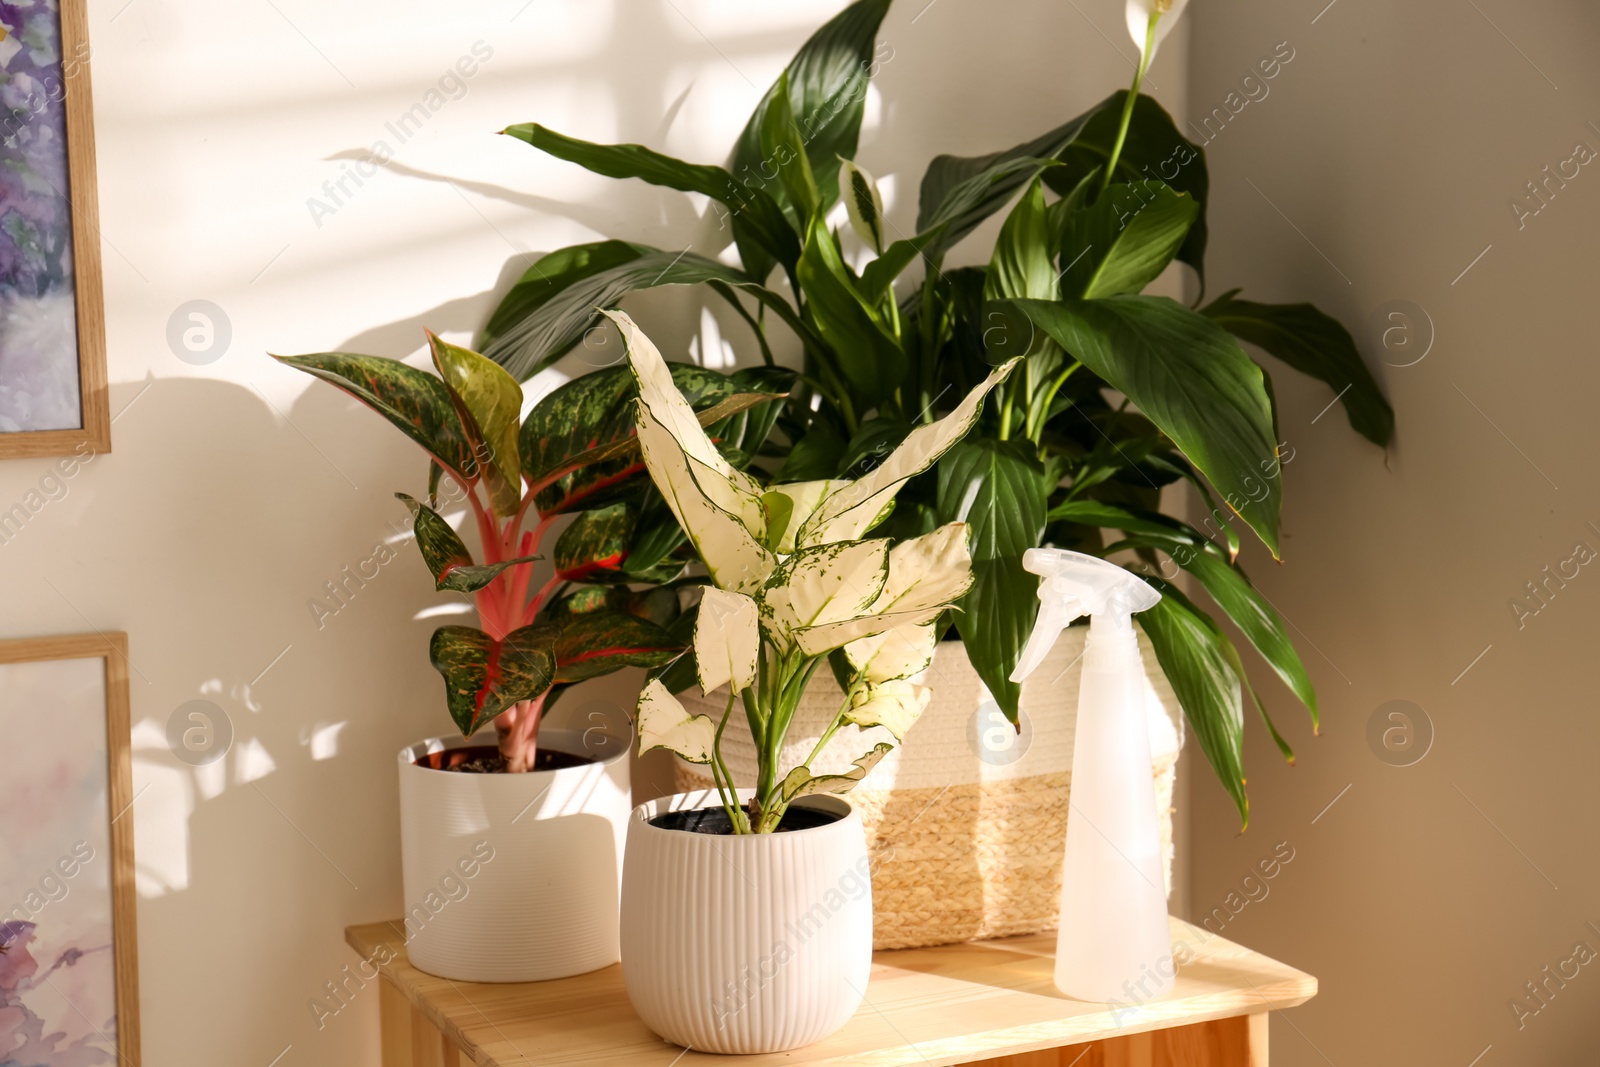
[1008,549,1161,683]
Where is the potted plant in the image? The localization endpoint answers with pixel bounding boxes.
[273,331,785,981]
[607,308,1013,1052]
[476,0,1394,948]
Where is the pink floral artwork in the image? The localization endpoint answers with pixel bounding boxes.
[0,657,119,1066]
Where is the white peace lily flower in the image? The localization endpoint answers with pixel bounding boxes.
[1126,0,1191,62]
[636,680,717,764]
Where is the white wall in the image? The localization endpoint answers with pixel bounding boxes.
[1186,1,1600,1064]
[0,3,1185,1064]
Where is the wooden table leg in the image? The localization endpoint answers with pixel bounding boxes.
[970,1012,1269,1066]
[380,975,461,1067]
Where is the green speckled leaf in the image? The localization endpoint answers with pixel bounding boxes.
[553,503,637,583]
[428,624,557,736]
[272,351,473,479]
[395,494,540,593]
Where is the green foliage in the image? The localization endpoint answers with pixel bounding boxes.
[482,0,1395,820]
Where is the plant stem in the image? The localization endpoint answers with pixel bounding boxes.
[1099,13,1160,198]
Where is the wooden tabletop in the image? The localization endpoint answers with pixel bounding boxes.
[346,917,1315,1067]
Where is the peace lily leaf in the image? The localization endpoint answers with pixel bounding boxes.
[842,680,933,741]
[797,358,1020,547]
[985,177,1056,302]
[428,332,523,516]
[636,678,717,764]
[395,493,539,593]
[859,228,943,300]
[271,352,473,480]
[797,213,908,404]
[429,624,557,737]
[841,158,885,253]
[482,247,786,381]
[760,539,891,647]
[731,0,891,224]
[936,439,1049,721]
[1202,290,1393,447]
[553,503,636,583]
[552,611,684,685]
[917,102,1097,256]
[1137,578,1248,828]
[479,240,652,352]
[757,72,820,223]
[501,122,800,283]
[1044,92,1208,278]
[1059,181,1198,299]
[1012,296,1281,557]
[845,622,938,685]
[778,742,893,802]
[694,588,760,695]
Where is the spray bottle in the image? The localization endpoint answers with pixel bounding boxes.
[1010,548,1171,1004]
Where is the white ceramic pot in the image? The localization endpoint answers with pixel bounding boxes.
[397,725,630,982]
[620,790,872,1054]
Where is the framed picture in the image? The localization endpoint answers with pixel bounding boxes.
[0,0,108,459]
[0,632,140,1067]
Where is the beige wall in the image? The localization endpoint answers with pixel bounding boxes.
[0,3,1186,1064]
[1185,1,1600,1063]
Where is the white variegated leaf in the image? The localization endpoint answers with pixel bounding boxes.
[635,399,775,595]
[635,679,717,764]
[609,309,762,499]
[793,603,950,657]
[842,680,932,741]
[777,741,893,802]
[845,622,938,684]
[796,358,1020,547]
[759,539,891,646]
[763,479,847,553]
[695,587,760,695]
[871,522,975,613]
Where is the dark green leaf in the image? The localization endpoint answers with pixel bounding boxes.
[552,610,685,684]
[1013,295,1282,556]
[775,423,847,482]
[544,585,629,620]
[730,0,892,222]
[429,624,557,736]
[272,352,473,480]
[1045,92,1209,281]
[1059,181,1198,299]
[1137,579,1247,827]
[985,177,1056,302]
[797,214,908,403]
[1202,290,1393,447]
[479,241,652,352]
[649,603,700,694]
[859,228,942,300]
[935,439,1049,721]
[757,72,820,223]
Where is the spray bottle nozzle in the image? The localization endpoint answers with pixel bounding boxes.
[1008,549,1162,683]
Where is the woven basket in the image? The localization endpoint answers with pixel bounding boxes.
[674,632,1182,951]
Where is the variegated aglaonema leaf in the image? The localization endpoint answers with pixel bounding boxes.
[841,679,933,741]
[551,610,685,685]
[428,332,524,517]
[635,679,716,763]
[553,503,636,583]
[271,351,474,480]
[778,741,893,802]
[396,493,540,593]
[428,624,557,737]
[694,587,760,695]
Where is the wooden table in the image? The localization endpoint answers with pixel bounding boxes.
[346,917,1314,1067]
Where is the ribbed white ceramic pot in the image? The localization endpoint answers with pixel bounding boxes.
[620,790,872,1054]
[397,725,630,982]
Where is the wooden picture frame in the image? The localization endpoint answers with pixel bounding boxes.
[0,0,108,459]
[0,631,140,1066]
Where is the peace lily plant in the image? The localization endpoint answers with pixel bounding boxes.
[612,310,1016,833]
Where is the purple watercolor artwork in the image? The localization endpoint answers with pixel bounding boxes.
[0,657,119,1066]
[0,0,82,435]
